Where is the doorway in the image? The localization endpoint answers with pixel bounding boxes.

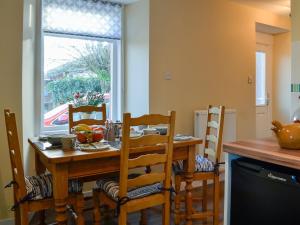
[256,32,273,138]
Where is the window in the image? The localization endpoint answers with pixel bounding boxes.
[256,51,267,106]
[40,0,123,133]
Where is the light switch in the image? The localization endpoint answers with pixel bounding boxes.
[164,72,172,80]
[248,76,253,84]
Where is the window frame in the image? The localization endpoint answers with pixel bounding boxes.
[36,3,123,135]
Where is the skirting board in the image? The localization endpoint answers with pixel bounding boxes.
[0,212,33,225]
[0,218,13,225]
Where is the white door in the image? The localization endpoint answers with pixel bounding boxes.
[256,35,273,138]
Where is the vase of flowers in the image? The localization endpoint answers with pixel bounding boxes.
[73,91,104,119]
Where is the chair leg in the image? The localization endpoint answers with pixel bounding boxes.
[93,190,102,225]
[140,210,147,225]
[162,194,171,225]
[37,210,46,225]
[14,204,21,225]
[74,194,85,225]
[118,207,127,225]
[213,175,220,225]
[202,180,208,224]
[202,180,207,210]
[174,175,182,225]
[20,205,29,225]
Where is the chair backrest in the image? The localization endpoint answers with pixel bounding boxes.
[4,109,27,200]
[68,103,106,133]
[203,105,225,164]
[119,111,176,199]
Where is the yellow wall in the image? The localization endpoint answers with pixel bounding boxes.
[149,0,290,139]
[0,0,23,219]
[273,32,291,123]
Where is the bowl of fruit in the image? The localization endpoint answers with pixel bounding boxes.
[73,124,105,143]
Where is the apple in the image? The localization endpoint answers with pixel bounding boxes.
[76,132,87,143]
[93,131,104,142]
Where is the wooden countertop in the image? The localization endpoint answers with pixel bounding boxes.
[223,138,300,170]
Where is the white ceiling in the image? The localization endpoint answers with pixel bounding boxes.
[110,0,291,14]
[232,0,291,16]
[111,0,291,15]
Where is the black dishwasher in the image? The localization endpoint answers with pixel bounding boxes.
[231,157,300,225]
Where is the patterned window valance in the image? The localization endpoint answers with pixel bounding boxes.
[42,0,122,40]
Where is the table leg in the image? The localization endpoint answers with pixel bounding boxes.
[35,152,46,174]
[35,152,47,225]
[52,164,69,225]
[184,145,196,225]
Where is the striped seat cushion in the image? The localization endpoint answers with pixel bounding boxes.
[25,173,83,200]
[173,155,215,174]
[95,174,162,201]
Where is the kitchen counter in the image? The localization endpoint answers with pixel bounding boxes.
[222,137,300,225]
[224,138,300,170]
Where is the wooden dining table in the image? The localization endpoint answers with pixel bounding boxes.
[28,137,202,225]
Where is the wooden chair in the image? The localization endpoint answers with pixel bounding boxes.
[4,109,85,225]
[93,111,176,225]
[69,103,109,213]
[68,103,106,133]
[174,105,225,225]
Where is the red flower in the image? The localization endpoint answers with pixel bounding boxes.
[74,92,80,99]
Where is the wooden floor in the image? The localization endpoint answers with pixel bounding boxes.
[31,183,224,225]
